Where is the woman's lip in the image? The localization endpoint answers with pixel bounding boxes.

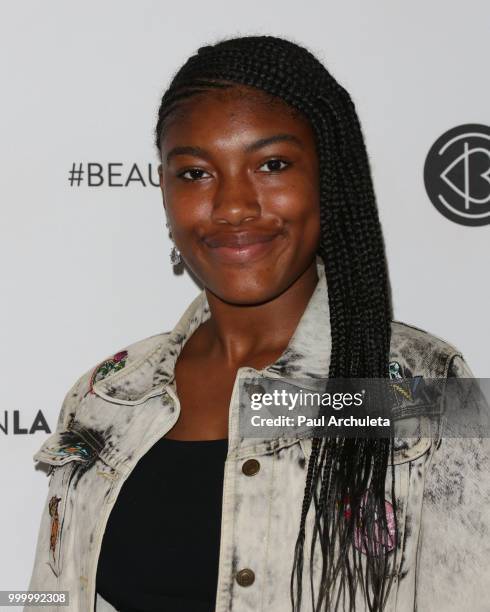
[204,232,280,248]
[203,234,282,264]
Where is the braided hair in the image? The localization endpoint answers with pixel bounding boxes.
[154,35,397,612]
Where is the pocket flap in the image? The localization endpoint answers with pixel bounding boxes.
[297,418,433,467]
[34,429,99,466]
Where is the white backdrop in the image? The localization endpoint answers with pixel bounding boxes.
[1,0,488,601]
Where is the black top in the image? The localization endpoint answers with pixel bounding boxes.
[96,436,228,612]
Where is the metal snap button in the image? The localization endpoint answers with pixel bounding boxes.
[242,458,260,476]
[236,568,255,587]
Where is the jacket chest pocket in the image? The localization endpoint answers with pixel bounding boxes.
[34,427,103,577]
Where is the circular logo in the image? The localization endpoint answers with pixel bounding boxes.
[424,124,490,226]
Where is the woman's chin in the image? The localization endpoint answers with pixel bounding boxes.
[205,281,287,308]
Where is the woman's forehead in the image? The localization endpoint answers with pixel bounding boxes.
[160,84,309,140]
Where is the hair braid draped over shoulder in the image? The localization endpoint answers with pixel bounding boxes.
[154,35,397,612]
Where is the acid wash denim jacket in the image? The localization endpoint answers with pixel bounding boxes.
[26,260,489,612]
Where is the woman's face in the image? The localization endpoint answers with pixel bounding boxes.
[158,84,320,305]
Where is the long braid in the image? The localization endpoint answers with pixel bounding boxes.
[154,35,396,611]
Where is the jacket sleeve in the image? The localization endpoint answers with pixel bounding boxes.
[415,354,490,612]
[24,371,89,611]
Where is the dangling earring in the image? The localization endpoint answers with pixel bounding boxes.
[165,219,182,266]
[170,244,182,266]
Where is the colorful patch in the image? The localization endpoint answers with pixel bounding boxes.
[48,495,62,554]
[388,361,403,380]
[389,361,426,405]
[47,441,92,460]
[341,493,396,555]
[89,350,128,393]
[390,375,425,405]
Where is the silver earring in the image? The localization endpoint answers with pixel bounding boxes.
[165,219,182,266]
[170,245,182,266]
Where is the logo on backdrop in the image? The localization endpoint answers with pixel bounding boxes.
[424,124,490,226]
[0,411,51,435]
[68,163,160,187]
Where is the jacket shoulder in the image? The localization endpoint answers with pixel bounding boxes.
[390,320,464,378]
[56,331,170,430]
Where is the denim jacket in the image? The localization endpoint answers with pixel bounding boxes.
[26,260,489,611]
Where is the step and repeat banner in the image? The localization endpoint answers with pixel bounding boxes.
[1,0,488,604]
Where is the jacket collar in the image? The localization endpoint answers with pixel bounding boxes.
[93,256,331,405]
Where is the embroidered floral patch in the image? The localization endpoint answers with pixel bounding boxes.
[89,350,128,393]
[342,493,396,555]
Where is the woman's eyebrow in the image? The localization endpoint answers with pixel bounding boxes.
[245,133,304,152]
[165,133,304,164]
[166,145,208,164]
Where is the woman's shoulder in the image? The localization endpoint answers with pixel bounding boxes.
[389,320,472,378]
[56,330,172,431]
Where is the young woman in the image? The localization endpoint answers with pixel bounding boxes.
[26,35,488,612]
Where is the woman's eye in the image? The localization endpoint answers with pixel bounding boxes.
[177,168,211,181]
[258,159,290,172]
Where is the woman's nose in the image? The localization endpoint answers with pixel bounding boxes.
[211,174,261,225]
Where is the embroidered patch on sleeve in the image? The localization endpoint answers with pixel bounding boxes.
[48,495,62,554]
[89,350,128,394]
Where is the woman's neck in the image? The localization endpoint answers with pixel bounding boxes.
[198,260,319,368]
